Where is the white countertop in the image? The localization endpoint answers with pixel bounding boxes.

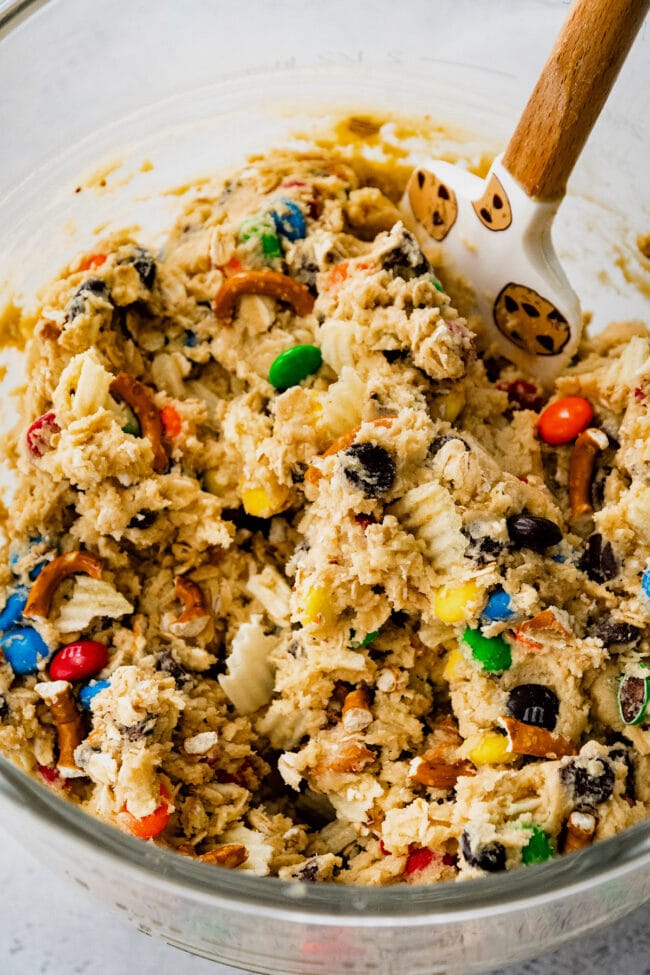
[0,827,648,975]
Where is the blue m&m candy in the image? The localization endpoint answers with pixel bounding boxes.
[642,568,650,601]
[78,679,111,709]
[0,587,28,630]
[1,627,50,675]
[482,587,514,622]
[9,537,48,581]
[270,199,306,241]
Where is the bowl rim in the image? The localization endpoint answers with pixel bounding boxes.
[1,754,649,924]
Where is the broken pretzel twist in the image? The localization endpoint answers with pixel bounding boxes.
[213,270,315,323]
[24,550,103,619]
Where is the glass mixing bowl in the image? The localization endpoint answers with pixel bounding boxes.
[0,1,648,972]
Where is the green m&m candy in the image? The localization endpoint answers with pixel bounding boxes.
[462,626,512,672]
[269,345,322,391]
[521,826,554,865]
[239,214,282,260]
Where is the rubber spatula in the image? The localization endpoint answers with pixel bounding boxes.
[401,0,649,384]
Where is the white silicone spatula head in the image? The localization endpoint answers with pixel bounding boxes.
[401,0,649,384]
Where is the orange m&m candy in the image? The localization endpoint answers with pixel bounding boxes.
[538,396,593,445]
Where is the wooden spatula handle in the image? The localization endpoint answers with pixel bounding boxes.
[502,0,649,201]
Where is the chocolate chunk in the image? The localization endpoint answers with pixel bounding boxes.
[118,246,157,289]
[461,831,506,872]
[560,756,615,809]
[381,349,409,363]
[580,533,618,583]
[0,696,8,720]
[506,514,562,553]
[221,507,272,538]
[464,523,504,566]
[506,684,559,731]
[294,257,319,292]
[118,716,157,741]
[65,278,111,322]
[294,858,320,882]
[342,443,396,497]
[381,228,430,278]
[156,649,191,686]
[428,434,469,456]
[590,618,641,647]
[608,744,636,801]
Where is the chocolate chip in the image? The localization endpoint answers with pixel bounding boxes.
[536,335,555,352]
[156,650,191,686]
[118,246,157,289]
[342,443,395,498]
[521,302,540,318]
[506,684,559,731]
[390,610,409,627]
[461,832,506,872]
[590,618,641,647]
[428,434,468,456]
[506,514,562,552]
[0,696,8,720]
[294,257,319,291]
[294,858,320,882]
[118,716,157,741]
[480,207,492,223]
[128,510,158,529]
[381,230,430,279]
[381,349,409,363]
[560,756,615,809]
[580,533,618,583]
[65,278,111,322]
[221,507,272,538]
[463,523,504,566]
[504,294,518,313]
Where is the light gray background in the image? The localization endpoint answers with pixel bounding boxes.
[0,829,648,975]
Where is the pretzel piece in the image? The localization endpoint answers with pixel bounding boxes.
[36,681,86,777]
[342,688,373,732]
[499,716,577,759]
[214,270,315,323]
[110,372,169,474]
[562,811,597,853]
[569,428,609,520]
[409,757,475,789]
[24,550,103,619]
[175,576,210,624]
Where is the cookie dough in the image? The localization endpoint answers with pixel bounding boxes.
[0,144,648,885]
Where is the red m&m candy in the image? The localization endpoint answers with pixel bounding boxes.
[26,412,60,457]
[404,847,436,875]
[49,640,108,681]
[538,396,593,445]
